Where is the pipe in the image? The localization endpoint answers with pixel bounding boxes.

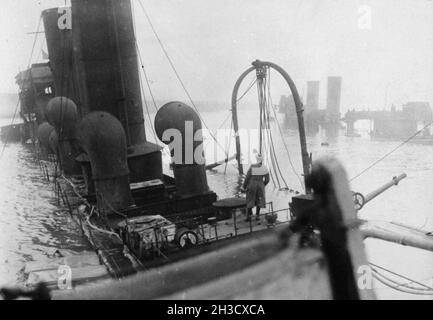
[231,66,255,175]
[364,173,407,204]
[45,96,80,174]
[231,60,310,192]
[361,220,433,253]
[154,101,209,197]
[76,111,133,213]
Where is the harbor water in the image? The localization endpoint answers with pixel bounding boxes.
[1,108,433,300]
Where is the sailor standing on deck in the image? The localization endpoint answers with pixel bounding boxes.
[241,154,270,222]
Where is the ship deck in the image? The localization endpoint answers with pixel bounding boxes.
[194,207,291,242]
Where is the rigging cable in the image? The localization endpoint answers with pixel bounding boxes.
[237,77,258,103]
[224,117,233,174]
[369,262,433,291]
[371,268,433,295]
[266,70,304,191]
[131,4,170,158]
[350,119,433,182]
[136,0,228,157]
[202,75,256,155]
[259,75,279,188]
[135,42,159,113]
[263,71,284,188]
[366,261,433,295]
[135,44,170,157]
[203,111,231,152]
[55,0,70,176]
[255,67,303,192]
[264,70,289,189]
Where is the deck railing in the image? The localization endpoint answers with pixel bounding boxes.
[132,201,292,257]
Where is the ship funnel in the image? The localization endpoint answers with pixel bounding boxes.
[71,0,145,145]
[306,81,320,112]
[42,7,77,103]
[77,111,133,214]
[71,0,163,183]
[155,102,209,197]
[326,76,342,121]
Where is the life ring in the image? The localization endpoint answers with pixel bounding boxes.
[174,227,198,248]
[352,192,365,211]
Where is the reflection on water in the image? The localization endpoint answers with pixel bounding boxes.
[1,109,433,299]
[0,144,91,288]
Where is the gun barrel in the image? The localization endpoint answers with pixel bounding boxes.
[364,173,407,204]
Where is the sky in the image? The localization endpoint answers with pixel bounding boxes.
[1,0,433,113]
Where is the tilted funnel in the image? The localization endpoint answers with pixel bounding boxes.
[77,111,133,214]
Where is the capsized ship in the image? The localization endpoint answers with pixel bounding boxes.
[3,0,433,300]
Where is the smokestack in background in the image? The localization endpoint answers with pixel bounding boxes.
[305,81,320,112]
[326,76,342,120]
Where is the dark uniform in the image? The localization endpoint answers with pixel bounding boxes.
[242,162,270,221]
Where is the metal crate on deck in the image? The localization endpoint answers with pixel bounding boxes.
[117,215,176,259]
